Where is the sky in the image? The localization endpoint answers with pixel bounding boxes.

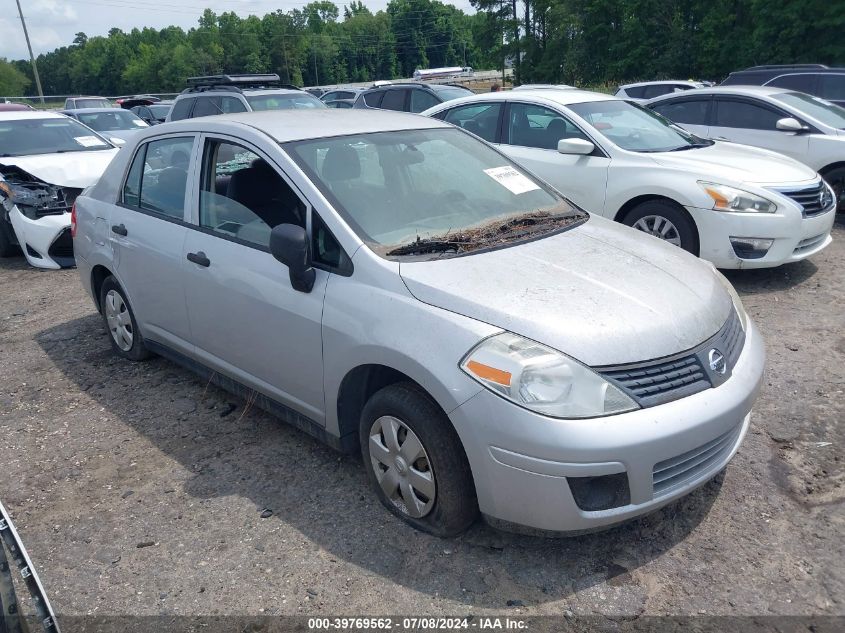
[1,0,475,61]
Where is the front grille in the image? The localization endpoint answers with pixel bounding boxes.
[597,309,745,408]
[652,423,741,497]
[776,182,832,217]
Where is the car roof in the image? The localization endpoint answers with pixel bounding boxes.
[158,109,451,142]
[428,88,618,108]
[621,80,702,88]
[646,85,792,103]
[0,111,69,121]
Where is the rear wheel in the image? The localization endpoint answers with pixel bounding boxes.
[623,199,698,255]
[99,276,151,361]
[0,216,21,258]
[821,166,845,213]
[359,382,478,536]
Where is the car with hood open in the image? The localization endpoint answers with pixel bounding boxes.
[0,111,118,269]
[423,89,837,268]
[73,109,764,536]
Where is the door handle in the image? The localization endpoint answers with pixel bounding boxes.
[187,251,210,267]
[111,223,127,236]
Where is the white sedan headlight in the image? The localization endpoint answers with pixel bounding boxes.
[460,333,638,419]
[699,181,777,213]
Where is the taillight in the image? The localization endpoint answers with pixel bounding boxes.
[70,202,77,238]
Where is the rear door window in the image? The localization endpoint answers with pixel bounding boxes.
[122,137,195,220]
[192,97,221,118]
[642,84,674,99]
[381,89,407,111]
[623,86,646,98]
[169,98,195,121]
[410,89,441,113]
[713,99,782,130]
[363,90,385,108]
[652,98,711,126]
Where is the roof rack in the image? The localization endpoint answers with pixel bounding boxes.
[743,64,828,71]
[182,74,301,93]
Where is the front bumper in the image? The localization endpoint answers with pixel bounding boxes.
[448,318,765,533]
[687,204,835,269]
[8,207,74,269]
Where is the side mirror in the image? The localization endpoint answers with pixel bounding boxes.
[557,138,595,155]
[269,224,316,293]
[776,117,805,132]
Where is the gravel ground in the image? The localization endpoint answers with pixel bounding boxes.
[0,218,843,620]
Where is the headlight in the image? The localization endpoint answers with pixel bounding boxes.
[712,267,748,331]
[460,333,638,419]
[0,181,43,207]
[698,181,777,213]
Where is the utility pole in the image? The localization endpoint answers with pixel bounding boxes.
[14,0,44,103]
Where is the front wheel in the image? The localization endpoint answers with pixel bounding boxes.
[622,199,698,255]
[99,276,151,361]
[359,382,478,536]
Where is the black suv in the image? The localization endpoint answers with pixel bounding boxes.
[721,65,845,107]
[353,83,473,113]
[166,74,325,122]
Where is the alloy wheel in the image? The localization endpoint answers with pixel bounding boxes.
[632,214,682,246]
[104,289,133,352]
[368,415,436,518]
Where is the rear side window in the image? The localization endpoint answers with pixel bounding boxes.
[652,99,710,126]
[713,99,782,130]
[767,74,815,93]
[169,97,195,121]
[623,86,646,98]
[642,84,674,99]
[410,89,440,113]
[381,89,407,111]
[192,97,220,118]
[819,75,845,101]
[363,90,384,107]
[122,137,195,220]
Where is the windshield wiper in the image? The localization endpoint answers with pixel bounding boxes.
[387,210,585,257]
[386,238,466,256]
[668,141,713,151]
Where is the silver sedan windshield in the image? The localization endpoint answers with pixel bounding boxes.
[286,128,583,254]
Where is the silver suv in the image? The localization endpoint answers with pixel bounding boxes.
[73,110,764,536]
[166,74,325,122]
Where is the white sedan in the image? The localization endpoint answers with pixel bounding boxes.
[423,89,836,269]
[0,111,118,269]
[646,85,845,210]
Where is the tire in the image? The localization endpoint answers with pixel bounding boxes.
[359,382,478,536]
[0,216,21,258]
[821,166,845,213]
[99,276,151,361]
[622,199,698,255]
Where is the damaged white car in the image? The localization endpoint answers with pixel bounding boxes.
[0,111,118,269]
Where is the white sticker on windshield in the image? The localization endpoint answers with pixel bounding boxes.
[74,135,104,147]
[132,120,147,126]
[484,166,540,195]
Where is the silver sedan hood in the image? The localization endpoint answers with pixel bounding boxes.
[399,217,732,366]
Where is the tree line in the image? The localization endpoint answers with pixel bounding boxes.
[1,0,843,97]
